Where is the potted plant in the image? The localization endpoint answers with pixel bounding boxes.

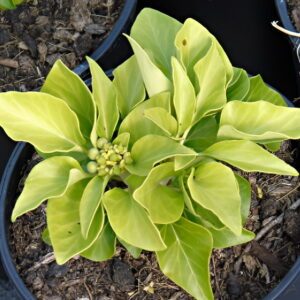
[274,0,300,94]
[0,0,137,91]
[1,8,300,300]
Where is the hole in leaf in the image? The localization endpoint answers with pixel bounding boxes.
[182,39,187,46]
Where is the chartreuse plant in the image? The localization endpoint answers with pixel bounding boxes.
[0,0,23,9]
[0,8,300,300]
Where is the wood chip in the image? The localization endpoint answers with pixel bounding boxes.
[0,58,19,68]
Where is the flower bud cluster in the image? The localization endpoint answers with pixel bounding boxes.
[86,137,133,176]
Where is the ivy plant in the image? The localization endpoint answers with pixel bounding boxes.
[0,0,23,9]
[0,8,300,300]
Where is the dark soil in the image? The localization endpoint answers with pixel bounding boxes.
[0,0,123,92]
[9,142,300,300]
[287,0,300,31]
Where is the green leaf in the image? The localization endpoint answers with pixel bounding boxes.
[127,135,196,176]
[185,210,254,249]
[0,0,15,9]
[188,161,242,235]
[47,180,104,264]
[125,34,172,97]
[245,75,286,106]
[41,60,95,138]
[227,67,250,100]
[119,92,171,146]
[157,217,213,300]
[204,140,298,176]
[134,162,184,224]
[87,57,119,140]
[209,227,254,249]
[219,100,300,143]
[42,228,51,246]
[11,156,87,222]
[172,57,196,135]
[80,176,108,238]
[174,155,197,171]
[175,18,212,83]
[193,41,227,123]
[0,92,87,153]
[144,107,177,136]
[113,56,145,118]
[81,221,116,261]
[265,141,282,152]
[185,116,218,152]
[113,132,130,148]
[235,174,251,224]
[124,175,145,192]
[103,188,166,251]
[179,177,196,214]
[118,237,142,259]
[130,8,182,78]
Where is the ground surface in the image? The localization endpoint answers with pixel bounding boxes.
[0,0,123,92]
[287,0,300,31]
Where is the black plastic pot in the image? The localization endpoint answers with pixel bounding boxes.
[0,94,299,299]
[73,0,137,78]
[274,0,300,94]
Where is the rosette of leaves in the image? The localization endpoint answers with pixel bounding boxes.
[0,0,23,9]
[0,8,300,300]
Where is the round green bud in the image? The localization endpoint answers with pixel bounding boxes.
[124,155,133,165]
[106,160,116,166]
[115,145,124,154]
[97,138,108,149]
[97,156,106,166]
[112,165,121,175]
[109,153,120,162]
[88,148,99,160]
[120,159,125,168]
[98,169,107,176]
[87,161,98,174]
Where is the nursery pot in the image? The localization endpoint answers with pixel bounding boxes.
[274,0,300,94]
[73,0,137,78]
[0,98,299,300]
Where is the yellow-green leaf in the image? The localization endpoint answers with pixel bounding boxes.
[219,101,300,143]
[245,75,286,106]
[204,140,298,176]
[175,18,212,83]
[227,67,250,100]
[41,60,95,138]
[12,156,87,222]
[0,92,87,153]
[103,188,166,251]
[157,217,213,300]
[130,8,182,78]
[188,161,242,235]
[119,92,171,146]
[87,57,119,140]
[113,56,145,118]
[125,34,172,97]
[81,221,116,261]
[144,107,177,136]
[80,176,108,238]
[193,41,227,123]
[127,135,196,176]
[47,180,104,264]
[134,162,184,224]
[172,57,196,135]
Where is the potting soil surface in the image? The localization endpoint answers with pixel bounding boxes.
[0,0,123,92]
[4,142,300,300]
[287,0,300,31]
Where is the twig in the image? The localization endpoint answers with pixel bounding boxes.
[276,182,300,202]
[0,58,19,69]
[271,21,300,37]
[84,280,93,300]
[27,252,55,272]
[234,198,300,274]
